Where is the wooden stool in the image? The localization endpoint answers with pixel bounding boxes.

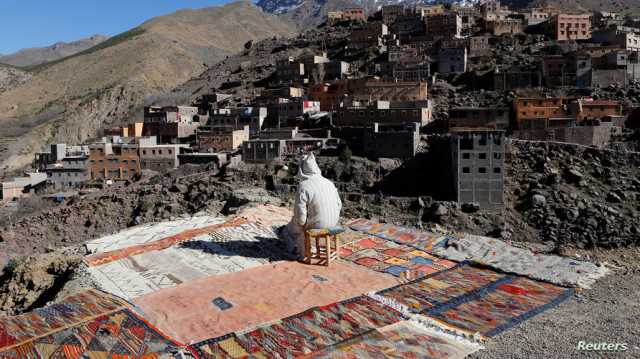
[304,227,345,266]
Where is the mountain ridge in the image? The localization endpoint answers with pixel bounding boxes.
[0,35,109,68]
[0,1,295,174]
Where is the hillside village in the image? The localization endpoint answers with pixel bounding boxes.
[0,1,639,359]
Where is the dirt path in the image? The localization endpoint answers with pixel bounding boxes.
[470,270,640,359]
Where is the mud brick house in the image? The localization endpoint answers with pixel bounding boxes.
[448,107,510,130]
[523,7,552,26]
[425,13,462,40]
[382,5,405,25]
[450,129,505,210]
[276,57,305,84]
[493,68,542,91]
[349,23,389,49]
[88,143,141,181]
[513,97,623,130]
[348,79,429,103]
[416,4,445,18]
[209,107,267,135]
[1,173,47,201]
[308,81,349,111]
[545,13,592,41]
[335,100,433,126]
[196,126,249,152]
[139,145,186,172]
[486,19,524,35]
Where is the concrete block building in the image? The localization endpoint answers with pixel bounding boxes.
[450,130,505,210]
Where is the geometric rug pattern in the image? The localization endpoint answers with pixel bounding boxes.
[307,321,481,359]
[0,289,129,351]
[0,309,186,359]
[375,263,574,337]
[339,235,457,281]
[346,218,450,252]
[193,296,405,358]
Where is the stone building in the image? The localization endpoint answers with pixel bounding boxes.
[592,26,640,52]
[275,57,305,84]
[349,79,429,102]
[139,145,186,172]
[486,19,524,35]
[47,156,89,189]
[416,4,445,18]
[425,13,462,39]
[241,139,287,163]
[541,54,592,88]
[349,23,389,49]
[438,47,467,73]
[448,107,510,129]
[335,101,433,126]
[382,5,405,25]
[450,129,505,210]
[308,81,349,111]
[209,107,267,135]
[1,173,47,201]
[363,123,420,159]
[196,126,250,152]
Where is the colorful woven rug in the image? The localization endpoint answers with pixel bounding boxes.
[85,215,227,254]
[306,321,482,359]
[134,261,398,344]
[235,296,404,358]
[430,233,609,288]
[346,219,448,252]
[86,217,247,266]
[0,289,129,351]
[88,221,287,300]
[428,276,574,337]
[340,236,457,282]
[375,263,508,316]
[192,333,250,359]
[0,309,187,359]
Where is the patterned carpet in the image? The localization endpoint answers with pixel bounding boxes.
[0,309,186,359]
[193,296,405,359]
[346,219,449,252]
[375,263,574,337]
[308,321,481,359]
[339,235,457,282]
[0,289,129,351]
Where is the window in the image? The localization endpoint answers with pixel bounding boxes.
[494,153,502,159]
[478,153,487,159]
[493,167,501,174]
[478,167,487,173]
[479,138,487,146]
[460,138,473,150]
[168,149,172,154]
[462,153,471,159]
[462,167,470,173]
[494,138,502,146]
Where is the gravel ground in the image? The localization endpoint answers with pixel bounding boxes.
[470,269,640,359]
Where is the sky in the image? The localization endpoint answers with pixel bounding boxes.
[0,0,231,54]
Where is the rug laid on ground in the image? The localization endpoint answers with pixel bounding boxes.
[374,263,508,316]
[373,263,574,338]
[0,308,187,359]
[236,204,292,228]
[85,215,227,254]
[85,217,247,266]
[427,276,574,337]
[88,221,287,301]
[339,235,457,282]
[430,233,609,288]
[306,320,482,359]
[346,219,448,252]
[234,296,404,358]
[0,289,129,351]
[134,261,399,344]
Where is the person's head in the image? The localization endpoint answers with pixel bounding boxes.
[298,152,321,180]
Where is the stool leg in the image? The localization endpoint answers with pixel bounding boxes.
[326,235,331,267]
[305,233,311,264]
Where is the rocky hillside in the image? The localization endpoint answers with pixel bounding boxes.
[0,65,31,95]
[0,1,294,175]
[0,35,109,68]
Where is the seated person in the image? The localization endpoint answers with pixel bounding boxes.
[285,153,342,259]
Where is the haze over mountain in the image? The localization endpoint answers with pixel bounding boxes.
[0,1,294,173]
[0,35,109,68]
